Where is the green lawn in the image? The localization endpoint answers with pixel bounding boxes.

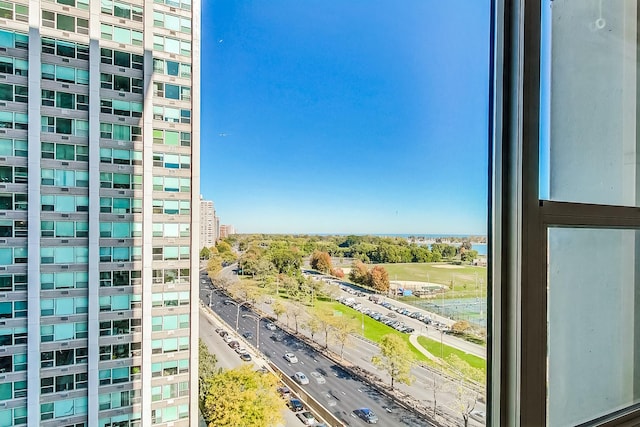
[417,335,486,373]
[380,262,486,298]
[326,302,433,365]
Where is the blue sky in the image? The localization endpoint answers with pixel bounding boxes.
[200,1,491,235]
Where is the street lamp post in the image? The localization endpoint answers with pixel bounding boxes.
[226,300,252,331]
[242,314,261,349]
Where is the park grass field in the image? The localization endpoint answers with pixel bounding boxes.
[327,302,432,364]
[380,262,486,299]
[380,262,486,286]
[417,335,486,374]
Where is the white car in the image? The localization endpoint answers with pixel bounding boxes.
[283,352,298,363]
[266,322,277,331]
[293,372,309,385]
[296,411,316,426]
[310,371,326,384]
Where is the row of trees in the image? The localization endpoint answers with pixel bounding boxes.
[235,234,482,265]
[202,240,237,275]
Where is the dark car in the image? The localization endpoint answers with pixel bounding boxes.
[354,408,378,424]
[288,398,304,412]
[228,340,240,349]
[242,331,253,339]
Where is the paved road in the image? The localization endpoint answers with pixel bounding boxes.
[201,266,486,427]
[201,279,434,426]
[199,307,302,427]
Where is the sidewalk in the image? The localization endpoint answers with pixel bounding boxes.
[409,333,440,362]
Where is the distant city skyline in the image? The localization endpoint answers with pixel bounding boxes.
[201,1,490,234]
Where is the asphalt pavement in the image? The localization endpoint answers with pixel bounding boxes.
[200,265,486,427]
[201,281,434,426]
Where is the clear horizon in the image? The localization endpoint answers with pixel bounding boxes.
[201,1,491,235]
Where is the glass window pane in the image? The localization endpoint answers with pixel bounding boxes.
[548,227,640,425]
[543,2,640,207]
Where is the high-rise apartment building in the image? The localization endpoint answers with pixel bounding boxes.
[0,1,200,426]
[199,196,216,248]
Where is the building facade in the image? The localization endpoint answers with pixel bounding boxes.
[0,1,200,426]
[199,196,216,248]
[218,224,233,240]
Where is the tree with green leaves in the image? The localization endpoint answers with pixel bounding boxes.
[272,301,285,321]
[446,354,484,427]
[200,247,211,260]
[372,334,415,390]
[201,364,285,427]
[268,245,302,274]
[315,307,337,349]
[332,315,358,359]
[304,316,321,342]
[198,339,218,401]
[310,250,332,273]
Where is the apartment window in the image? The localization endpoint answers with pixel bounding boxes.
[152,176,190,193]
[153,129,190,146]
[0,28,28,49]
[100,99,142,117]
[101,0,143,21]
[0,274,26,291]
[154,0,190,11]
[100,24,143,46]
[0,56,28,76]
[41,116,88,136]
[0,83,26,103]
[40,271,88,290]
[42,38,89,60]
[40,246,88,264]
[41,195,88,212]
[100,148,142,165]
[42,63,89,85]
[0,2,28,21]
[100,48,144,70]
[153,11,191,34]
[0,165,26,184]
[0,111,27,129]
[41,169,89,187]
[43,0,89,10]
[153,34,191,56]
[42,11,87,34]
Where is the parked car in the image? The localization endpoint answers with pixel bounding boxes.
[283,352,298,363]
[240,353,252,361]
[310,371,326,384]
[228,340,240,349]
[277,386,291,399]
[354,408,378,424]
[296,411,316,426]
[266,322,277,331]
[288,398,304,412]
[235,346,247,354]
[223,335,233,343]
[293,372,309,385]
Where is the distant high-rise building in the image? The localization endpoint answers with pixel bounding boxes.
[0,2,200,426]
[219,224,235,239]
[200,196,217,248]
